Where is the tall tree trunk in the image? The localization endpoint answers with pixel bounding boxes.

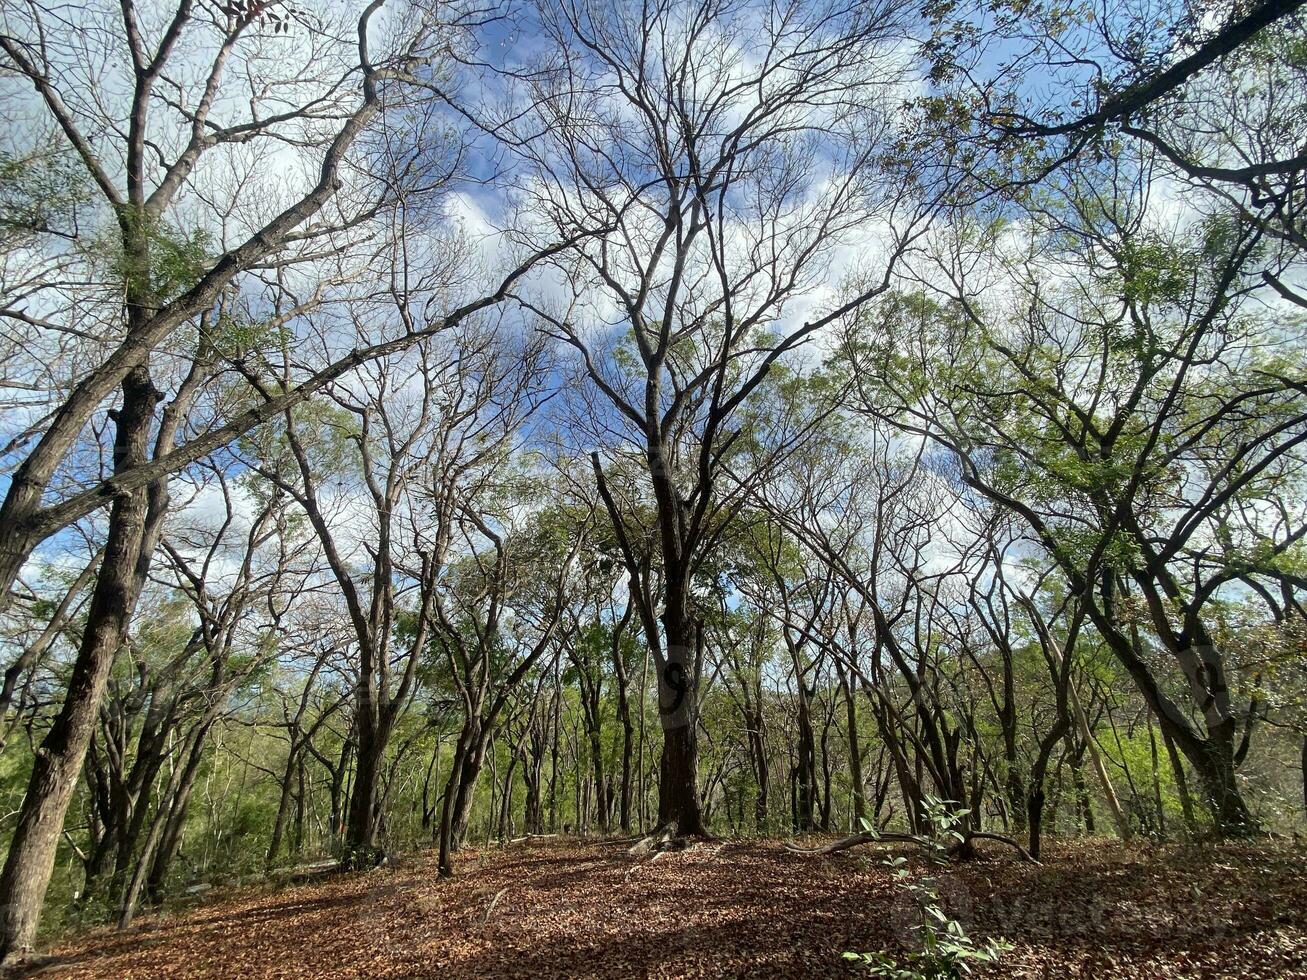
[118,717,215,928]
[1048,628,1132,841]
[0,365,161,962]
[327,737,352,846]
[1301,734,1306,821]
[1070,756,1095,834]
[610,603,635,833]
[292,758,307,856]
[618,713,635,833]
[344,718,385,864]
[1148,720,1167,836]
[745,699,769,831]
[793,677,816,832]
[267,744,299,869]
[654,615,703,835]
[438,719,489,876]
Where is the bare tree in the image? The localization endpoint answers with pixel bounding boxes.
[0,0,507,956]
[511,0,925,839]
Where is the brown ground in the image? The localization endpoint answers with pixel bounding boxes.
[12,836,1307,978]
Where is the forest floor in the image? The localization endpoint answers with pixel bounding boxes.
[10,835,1307,979]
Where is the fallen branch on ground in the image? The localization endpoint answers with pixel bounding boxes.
[785,830,1041,865]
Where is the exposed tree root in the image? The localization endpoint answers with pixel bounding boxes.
[504,833,559,846]
[785,830,1041,865]
[626,821,716,858]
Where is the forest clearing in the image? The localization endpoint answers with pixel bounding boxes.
[1,0,1305,975]
[18,836,1307,979]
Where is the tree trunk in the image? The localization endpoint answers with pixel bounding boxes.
[1191,735,1253,836]
[1161,729,1197,836]
[745,700,769,831]
[836,666,866,828]
[618,714,635,833]
[654,615,703,836]
[658,724,702,834]
[267,747,297,869]
[343,723,384,864]
[1148,720,1167,836]
[585,721,608,834]
[146,725,210,904]
[1026,787,1047,861]
[0,365,160,962]
[1071,756,1095,834]
[438,719,489,876]
[794,696,816,831]
[118,719,213,928]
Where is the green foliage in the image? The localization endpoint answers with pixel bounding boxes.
[90,210,210,301]
[844,800,1011,978]
[0,147,91,240]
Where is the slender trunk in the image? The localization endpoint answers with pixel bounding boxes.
[1148,720,1167,836]
[1071,757,1094,834]
[637,641,649,832]
[292,758,307,856]
[586,720,607,834]
[819,712,834,832]
[836,666,865,827]
[793,688,816,831]
[329,738,352,845]
[746,700,769,831]
[118,721,210,928]
[1301,734,1306,821]
[1162,729,1197,836]
[611,606,635,834]
[146,726,209,904]
[267,743,299,869]
[549,673,561,833]
[1059,644,1131,840]
[618,714,634,833]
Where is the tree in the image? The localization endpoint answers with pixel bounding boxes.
[845,160,1307,833]
[433,502,588,875]
[0,0,498,957]
[512,0,926,838]
[921,0,1307,300]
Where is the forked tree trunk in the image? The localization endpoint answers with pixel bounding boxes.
[439,719,489,876]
